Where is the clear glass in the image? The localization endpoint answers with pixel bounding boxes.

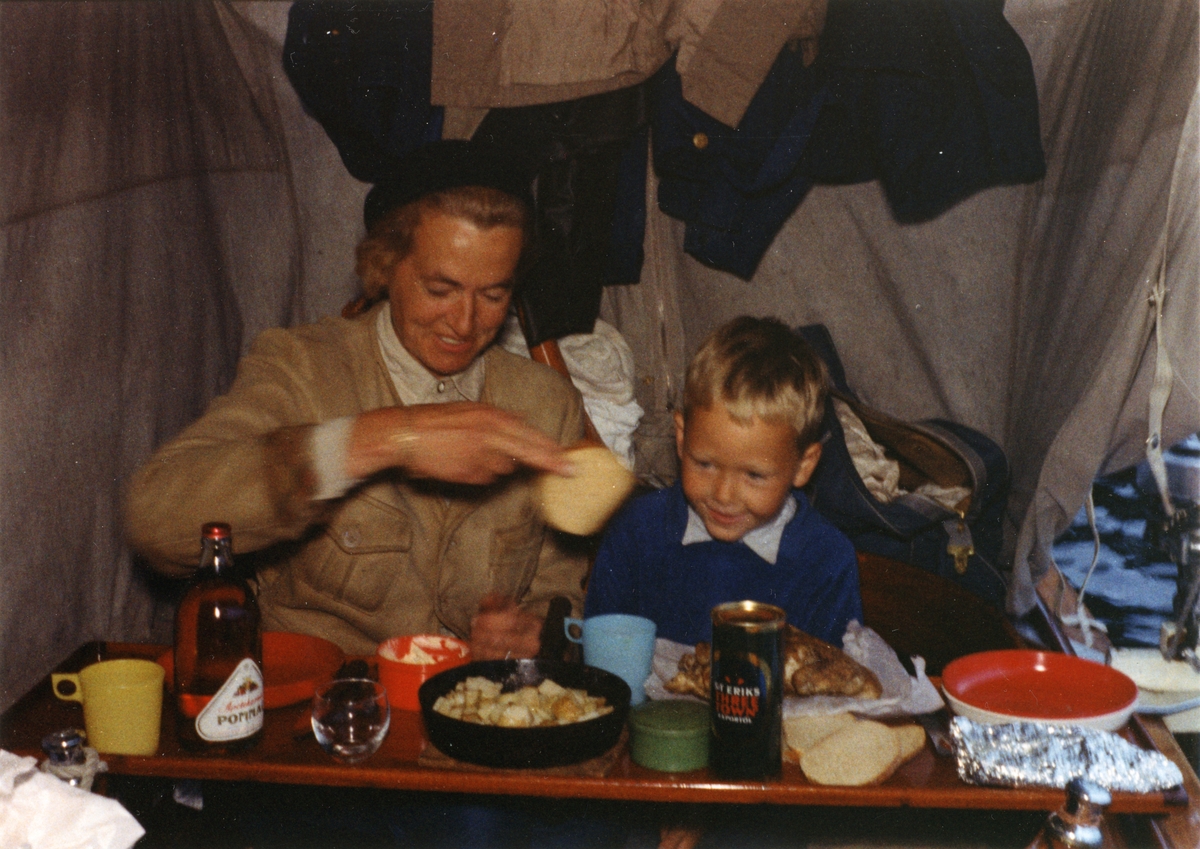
[311,678,390,764]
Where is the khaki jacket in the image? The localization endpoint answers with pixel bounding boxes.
[125,305,587,655]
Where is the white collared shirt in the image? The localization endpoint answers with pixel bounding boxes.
[375,307,486,405]
[680,495,797,565]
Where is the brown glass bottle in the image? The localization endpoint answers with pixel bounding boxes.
[173,522,263,752]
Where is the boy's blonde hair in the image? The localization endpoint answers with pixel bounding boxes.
[683,316,829,449]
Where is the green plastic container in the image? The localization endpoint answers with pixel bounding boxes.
[628,700,710,772]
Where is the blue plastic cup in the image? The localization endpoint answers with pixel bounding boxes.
[564,613,657,705]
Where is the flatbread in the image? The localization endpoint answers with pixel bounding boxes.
[782,625,883,699]
[666,625,882,701]
[536,445,636,536]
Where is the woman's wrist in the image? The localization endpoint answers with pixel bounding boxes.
[386,417,420,473]
[346,406,419,479]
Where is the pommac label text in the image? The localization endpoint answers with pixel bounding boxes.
[196,657,264,742]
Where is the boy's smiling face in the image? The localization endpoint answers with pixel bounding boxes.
[675,404,821,543]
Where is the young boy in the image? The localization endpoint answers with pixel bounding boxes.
[585,315,862,648]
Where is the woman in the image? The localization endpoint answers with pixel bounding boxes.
[125,141,587,661]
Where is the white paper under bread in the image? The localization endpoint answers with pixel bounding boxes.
[1111,646,1200,692]
[645,621,943,719]
[1110,647,1200,732]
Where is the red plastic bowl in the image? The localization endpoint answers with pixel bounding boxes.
[942,649,1138,731]
[159,631,345,709]
[376,635,471,712]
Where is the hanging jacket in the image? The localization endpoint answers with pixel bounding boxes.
[649,0,1046,279]
[282,0,650,344]
[283,1,443,183]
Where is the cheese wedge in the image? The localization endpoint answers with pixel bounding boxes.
[536,445,636,536]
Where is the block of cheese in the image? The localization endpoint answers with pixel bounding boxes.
[536,445,636,536]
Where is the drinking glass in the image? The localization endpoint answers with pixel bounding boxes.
[311,678,390,763]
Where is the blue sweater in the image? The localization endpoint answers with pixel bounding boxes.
[585,483,863,647]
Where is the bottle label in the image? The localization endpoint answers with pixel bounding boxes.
[712,655,766,725]
[195,658,264,742]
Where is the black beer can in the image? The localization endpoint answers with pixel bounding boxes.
[709,601,785,779]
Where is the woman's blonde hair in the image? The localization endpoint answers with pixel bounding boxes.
[683,316,829,449]
[354,185,532,299]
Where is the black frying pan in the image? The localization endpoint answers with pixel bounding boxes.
[418,659,630,768]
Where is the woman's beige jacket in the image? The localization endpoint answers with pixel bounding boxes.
[125,305,587,654]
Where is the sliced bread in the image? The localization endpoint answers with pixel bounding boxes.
[782,712,859,763]
[798,720,927,786]
[800,719,899,786]
[892,723,926,765]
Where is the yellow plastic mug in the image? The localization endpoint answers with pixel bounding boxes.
[52,658,164,755]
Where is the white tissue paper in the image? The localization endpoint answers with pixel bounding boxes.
[498,317,644,468]
[0,749,144,849]
[646,621,944,718]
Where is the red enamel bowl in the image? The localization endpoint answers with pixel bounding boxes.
[159,632,345,709]
[942,650,1138,732]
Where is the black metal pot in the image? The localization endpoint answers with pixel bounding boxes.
[418,659,630,768]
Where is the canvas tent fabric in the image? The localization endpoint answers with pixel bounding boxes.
[1,0,1197,712]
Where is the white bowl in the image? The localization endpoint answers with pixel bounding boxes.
[943,689,1134,732]
[941,650,1139,733]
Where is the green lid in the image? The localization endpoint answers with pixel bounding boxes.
[629,700,709,772]
[630,700,709,734]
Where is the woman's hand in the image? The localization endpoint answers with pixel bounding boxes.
[348,402,573,485]
[468,594,543,660]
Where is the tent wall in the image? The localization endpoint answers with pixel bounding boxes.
[606,0,1200,617]
[0,2,364,710]
[1,0,1197,711]
[1006,3,1200,614]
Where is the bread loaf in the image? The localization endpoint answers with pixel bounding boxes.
[782,625,882,699]
[664,642,710,698]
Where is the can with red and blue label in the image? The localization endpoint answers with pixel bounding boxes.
[709,600,785,779]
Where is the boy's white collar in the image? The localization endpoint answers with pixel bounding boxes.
[680,495,797,564]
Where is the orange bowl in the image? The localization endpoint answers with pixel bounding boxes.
[159,632,345,709]
[376,635,470,711]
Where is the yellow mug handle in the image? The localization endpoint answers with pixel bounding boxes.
[51,672,84,703]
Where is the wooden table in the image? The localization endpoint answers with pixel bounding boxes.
[4,642,1200,847]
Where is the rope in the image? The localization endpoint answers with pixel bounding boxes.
[1057,488,1109,649]
[1145,102,1180,518]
